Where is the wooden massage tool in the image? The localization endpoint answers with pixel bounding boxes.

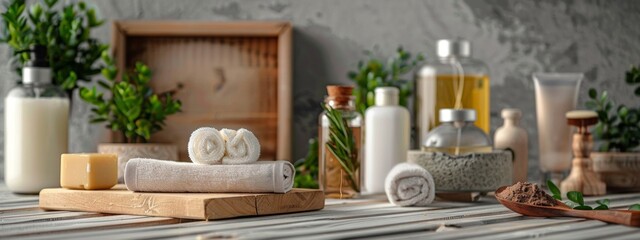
[560,110,606,196]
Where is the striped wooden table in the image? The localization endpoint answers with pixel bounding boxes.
[1,182,639,240]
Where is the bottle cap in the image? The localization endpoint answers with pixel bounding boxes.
[439,108,476,122]
[501,108,522,120]
[374,87,399,106]
[437,39,471,58]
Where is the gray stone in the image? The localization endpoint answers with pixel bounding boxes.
[1,0,639,182]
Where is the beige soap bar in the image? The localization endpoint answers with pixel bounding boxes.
[60,153,117,190]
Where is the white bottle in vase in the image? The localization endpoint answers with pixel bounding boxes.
[494,108,528,183]
[364,87,410,194]
[5,45,69,194]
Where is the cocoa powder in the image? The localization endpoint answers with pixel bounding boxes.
[497,182,557,206]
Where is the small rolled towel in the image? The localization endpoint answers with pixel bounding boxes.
[125,158,294,193]
[220,128,261,164]
[385,163,436,207]
[188,127,226,165]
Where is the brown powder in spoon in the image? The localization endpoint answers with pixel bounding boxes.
[497,182,557,206]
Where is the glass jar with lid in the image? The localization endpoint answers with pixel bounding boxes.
[422,108,492,155]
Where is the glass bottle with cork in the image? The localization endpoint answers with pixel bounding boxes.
[319,85,363,199]
[415,38,490,146]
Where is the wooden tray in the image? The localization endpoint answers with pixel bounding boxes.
[111,21,292,161]
[39,186,324,220]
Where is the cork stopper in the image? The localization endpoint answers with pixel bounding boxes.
[327,85,353,97]
[326,85,353,106]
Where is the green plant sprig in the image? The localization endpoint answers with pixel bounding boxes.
[545,180,640,210]
[293,138,319,189]
[1,0,108,92]
[80,52,181,143]
[585,65,640,152]
[348,47,424,115]
[322,104,360,192]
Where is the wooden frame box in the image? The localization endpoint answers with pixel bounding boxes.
[111,21,292,161]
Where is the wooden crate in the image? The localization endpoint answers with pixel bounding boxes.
[111,21,292,161]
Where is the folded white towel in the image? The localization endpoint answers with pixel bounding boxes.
[385,163,436,207]
[125,158,294,193]
[188,127,226,165]
[220,128,261,164]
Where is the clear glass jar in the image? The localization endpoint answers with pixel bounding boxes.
[319,86,363,199]
[5,46,69,194]
[422,109,492,155]
[415,39,490,146]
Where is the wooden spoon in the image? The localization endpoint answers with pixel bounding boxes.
[495,186,640,227]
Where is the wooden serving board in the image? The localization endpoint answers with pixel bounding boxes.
[39,185,324,220]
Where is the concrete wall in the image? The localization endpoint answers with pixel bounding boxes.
[1,0,639,181]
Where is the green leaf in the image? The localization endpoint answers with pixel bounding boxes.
[547,180,562,200]
[86,8,104,27]
[44,0,58,8]
[563,200,579,209]
[629,204,640,211]
[619,106,629,117]
[594,205,608,210]
[588,88,597,99]
[627,66,640,83]
[573,205,593,210]
[567,191,584,206]
[97,80,110,90]
[347,71,357,80]
[595,199,610,206]
[600,91,608,102]
[90,117,107,123]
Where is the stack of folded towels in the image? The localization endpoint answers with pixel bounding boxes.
[124,127,295,193]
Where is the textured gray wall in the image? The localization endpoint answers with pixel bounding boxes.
[1,0,639,181]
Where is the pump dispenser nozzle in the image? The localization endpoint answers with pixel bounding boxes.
[25,45,50,67]
[22,45,52,84]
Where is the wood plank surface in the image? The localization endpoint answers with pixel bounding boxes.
[39,188,324,220]
[1,181,640,239]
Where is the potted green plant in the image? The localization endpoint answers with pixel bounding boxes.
[348,47,424,115]
[585,65,640,191]
[1,0,107,96]
[80,52,182,182]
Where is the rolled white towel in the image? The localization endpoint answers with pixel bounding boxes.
[188,127,226,165]
[220,128,261,164]
[385,163,436,207]
[125,158,294,193]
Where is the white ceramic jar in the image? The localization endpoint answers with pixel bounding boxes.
[494,108,529,183]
